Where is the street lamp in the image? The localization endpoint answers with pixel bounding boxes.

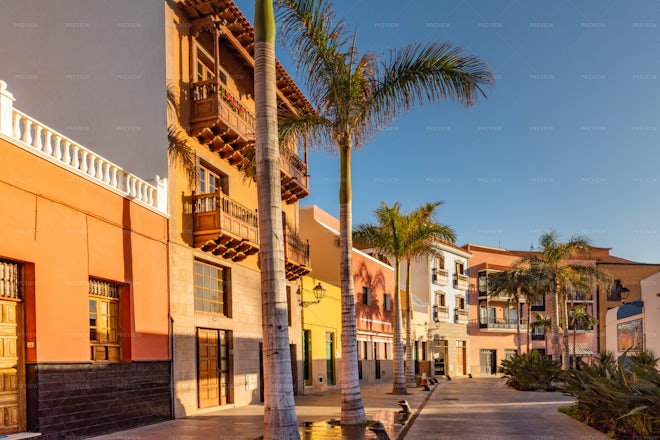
[299,282,327,308]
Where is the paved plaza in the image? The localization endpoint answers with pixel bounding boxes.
[91,378,607,440]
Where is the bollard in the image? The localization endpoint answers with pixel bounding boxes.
[397,399,412,413]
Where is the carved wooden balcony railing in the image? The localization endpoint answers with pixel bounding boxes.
[284,228,311,281]
[454,273,469,290]
[432,268,449,286]
[455,309,469,323]
[280,147,310,204]
[193,191,259,262]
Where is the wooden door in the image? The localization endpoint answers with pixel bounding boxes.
[198,328,219,408]
[0,300,19,433]
[325,333,335,385]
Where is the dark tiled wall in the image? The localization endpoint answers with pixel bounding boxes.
[26,361,172,439]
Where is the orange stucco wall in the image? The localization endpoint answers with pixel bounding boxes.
[0,135,169,362]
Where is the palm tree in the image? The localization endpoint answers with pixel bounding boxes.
[568,304,598,369]
[487,268,535,354]
[354,202,455,395]
[276,0,493,423]
[518,232,611,370]
[401,203,455,387]
[254,1,298,438]
[531,312,552,354]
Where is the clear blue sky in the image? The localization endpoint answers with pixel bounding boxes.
[241,0,659,263]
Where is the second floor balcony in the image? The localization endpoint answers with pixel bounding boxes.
[193,191,259,262]
[432,305,450,322]
[454,273,469,290]
[479,318,528,332]
[432,268,449,286]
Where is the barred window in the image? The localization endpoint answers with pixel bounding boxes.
[194,260,230,316]
[89,278,121,362]
[0,259,21,299]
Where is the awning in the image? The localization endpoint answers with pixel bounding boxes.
[569,343,594,356]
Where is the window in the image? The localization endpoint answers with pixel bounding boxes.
[89,278,121,362]
[507,307,518,323]
[456,296,466,310]
[383,293,392,311]
[455,261,465,275]
[531,294,545,311]
[362,287,372,305]
[436,292,446,307]
[0,259,22,299]
[361,341,369,360]
[194,260,230,316]
[505,349,518,360]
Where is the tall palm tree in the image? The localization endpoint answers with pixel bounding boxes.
[518,232,611,370]
[531,312,552,354]
[568,304,598,369]
[354,202,455,395]
[254,1,298,438]
[276,0,493,423]
[401,203,455,387]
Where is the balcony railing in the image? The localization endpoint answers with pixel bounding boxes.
[454,273,469,290]
[455,309,469,323]
[432,268,449,286]
[479,318,527,331]
[280,146,310,204]
[433,305,450,321]
[193,191,259,261]
[191,79,255,141]
[0,83,167,215]
[284,228,311,281]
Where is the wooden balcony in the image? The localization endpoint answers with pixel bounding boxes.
[190,80,310,204]
[280,147,310,204]
[454,273,469,290]
[432,268,449,286]
[191,80,255,171]
[433,305,450,321]
[284,229,311,281]
[192,191,259,262]
[455,309,469,323]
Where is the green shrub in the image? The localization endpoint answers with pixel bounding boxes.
[559,350,660,439]
[498,350,562,391]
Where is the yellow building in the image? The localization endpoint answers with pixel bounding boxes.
[165,0,314,416]
[299,276,342,392]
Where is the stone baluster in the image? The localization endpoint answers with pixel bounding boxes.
[34,124,43,151]
[110,165,118,188]
[103,162,111,185]
[62,139,71,165]
[43,130,52,155]
[53,134,62,160]
[22,117,32,145]
[96,158,104,181]
[71,144,80,168]
[80,150,88,174]
[87,153,96,176]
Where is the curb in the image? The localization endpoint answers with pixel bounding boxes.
[395,383,439,439]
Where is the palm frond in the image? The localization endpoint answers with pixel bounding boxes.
[366,42,494,130]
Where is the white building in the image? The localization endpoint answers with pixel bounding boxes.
[406,241,472,378]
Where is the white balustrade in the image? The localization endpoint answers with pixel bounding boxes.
[0,81,167,215]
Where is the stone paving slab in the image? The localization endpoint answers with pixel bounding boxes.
[90,383,430,439]
[402,378,608,440]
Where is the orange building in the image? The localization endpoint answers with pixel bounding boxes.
[300,206,395,385]
[0,81,170,437]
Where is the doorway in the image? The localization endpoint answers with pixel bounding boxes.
[197,328,231,408]
[480,349,497,375]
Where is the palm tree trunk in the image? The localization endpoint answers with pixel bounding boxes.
[404,259,416,387]
[572,323,577,370]
[392,258,407,394]
[550,281,561,364]
[560,295,570,370]
[526,303,531,353]
[338,143,367,424]
[515,297,521,354]
[254,2,298,438]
